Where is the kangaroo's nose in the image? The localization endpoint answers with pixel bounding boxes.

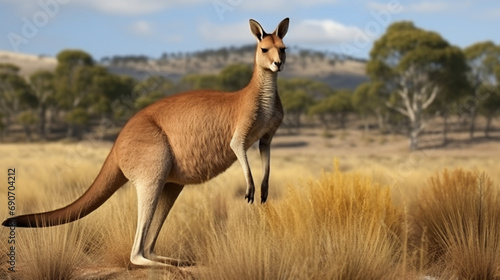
[274,61,282,68]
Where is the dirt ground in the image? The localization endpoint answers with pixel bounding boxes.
[271,126,500,157]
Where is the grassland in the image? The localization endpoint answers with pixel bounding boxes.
[0,137,499,279]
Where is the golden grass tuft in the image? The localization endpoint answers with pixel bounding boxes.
[15,224,95,280]
[412,169,500,279]
[201,161,406,280]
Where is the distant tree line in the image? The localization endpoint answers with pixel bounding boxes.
[103,44,353,67]
[1,21,499,150]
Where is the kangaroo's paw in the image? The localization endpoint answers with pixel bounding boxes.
[245,187,255,204]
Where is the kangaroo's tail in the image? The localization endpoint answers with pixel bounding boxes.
[2,148,128,228]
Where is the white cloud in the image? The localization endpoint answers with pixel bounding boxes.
[198,20,251,44]
[84,0,166,15]
[291,19,362,44]
[368,0,473,14]
[1,0,339,16]
[239,0,337,12]
[198,18,363,46]
[71,0,208,15]
[129,21,154,36]
[0,0,178,16]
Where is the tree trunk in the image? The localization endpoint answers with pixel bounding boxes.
[319,115,329,130]
[3,114,11,137]
[38,106,47,140]
[67,124,74,138]
[338,113,347,129]
[376,112,385,132]
[409,110,422,150]
[23,125,32,142]
[409,124,419,150]
[442,114,448,146]
[295,113,301,130]
[469,107,476,140]
[45,109,53,137]
[484,116,493,138]
[363,115,369,133]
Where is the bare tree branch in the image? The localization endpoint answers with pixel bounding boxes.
[422,86,439,110]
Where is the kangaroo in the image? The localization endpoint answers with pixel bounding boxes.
[2,18,289,270]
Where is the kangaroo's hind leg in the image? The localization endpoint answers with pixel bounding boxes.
[118,128,179,269]
[144,182,194,266]
[130,179,176,269]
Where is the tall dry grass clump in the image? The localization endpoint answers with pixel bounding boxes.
[14,223,95,280]
[201,161,406,280]
[412,169,500,279]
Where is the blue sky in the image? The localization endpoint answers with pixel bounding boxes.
[1,0,499,60]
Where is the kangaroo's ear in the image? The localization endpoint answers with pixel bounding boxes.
[249,19,266,41]
[273,17,289,39]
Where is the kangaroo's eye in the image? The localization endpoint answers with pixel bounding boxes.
[261,48,268,53]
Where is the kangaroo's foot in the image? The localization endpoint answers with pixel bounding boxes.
[150,254,196,266]
[245,184,255,204]
[130,255,180,270]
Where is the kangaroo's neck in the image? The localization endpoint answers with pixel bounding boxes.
[246,65,277,99]
[240,65,278,120]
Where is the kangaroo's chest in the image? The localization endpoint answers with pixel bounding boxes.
[245,96,283,148]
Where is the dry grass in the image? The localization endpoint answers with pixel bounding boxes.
[411,169,500,279]
[200,161,405,280]
[0,143,499,279]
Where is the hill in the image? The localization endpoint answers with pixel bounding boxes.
[0,50,57,76]
[0,46,367,89]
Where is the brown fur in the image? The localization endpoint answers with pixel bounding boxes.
[2,18,289,269]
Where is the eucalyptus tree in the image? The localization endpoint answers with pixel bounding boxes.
[352,81,387,132]
[367,22,468,149]
[0,63,37,137]
[464,42,500,139]
[29,70,55,139]
[54,49,94,137]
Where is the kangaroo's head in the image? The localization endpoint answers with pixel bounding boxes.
[249,18,289,73]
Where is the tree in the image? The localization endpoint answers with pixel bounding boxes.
[181,73,220,91]
[0,111,5,138]
[87,66,136,120]
[367,21,468,150]
[17,110,38,142]
[352,81,387,132]
[218,64,252,91]
[280,89,312,130]
[308,89,353,129]
[54,49,94,137]
[133,76,174,110]
[65,107,89,138]
[477,83,500,137]
[179,64,252,93]
[29,70,55,140]
[0,63,37,136]
[278,78,325,129]
[464,42,500,139]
